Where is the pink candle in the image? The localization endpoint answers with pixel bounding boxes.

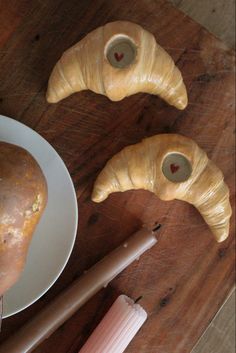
[78,295,147,353]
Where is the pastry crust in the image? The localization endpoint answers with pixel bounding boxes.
[92,134,231,242]
[46,21,187,110]
[0,142,47,296]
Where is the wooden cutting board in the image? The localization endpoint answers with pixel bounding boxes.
[0,0,235,352]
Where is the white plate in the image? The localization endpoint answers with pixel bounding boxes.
[0,115,78,318]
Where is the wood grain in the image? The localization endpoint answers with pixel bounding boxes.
[170,0,235,49]
[192,289,235,353]
[0,1,235,352]
[169,2,236,352]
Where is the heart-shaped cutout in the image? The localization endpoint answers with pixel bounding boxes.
[170,163,180,174]
[114,52,124,62]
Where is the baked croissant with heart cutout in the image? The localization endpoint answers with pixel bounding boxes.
[92,134,232,242]
[46,21,188,110]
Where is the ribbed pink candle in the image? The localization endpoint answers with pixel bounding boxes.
[78,295,147,353]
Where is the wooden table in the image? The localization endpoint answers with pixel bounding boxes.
[0,0,235,352]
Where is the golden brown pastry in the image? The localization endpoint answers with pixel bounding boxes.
[0,142,47,296]
[92,134,232,242]
[46,21,188,110]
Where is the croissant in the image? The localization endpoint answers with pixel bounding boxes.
[46,21,188,110]
[92,134,232,242]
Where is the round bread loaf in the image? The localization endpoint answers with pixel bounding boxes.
[0,142,47,296]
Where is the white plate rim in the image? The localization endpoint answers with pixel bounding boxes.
[0,114,78,318]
